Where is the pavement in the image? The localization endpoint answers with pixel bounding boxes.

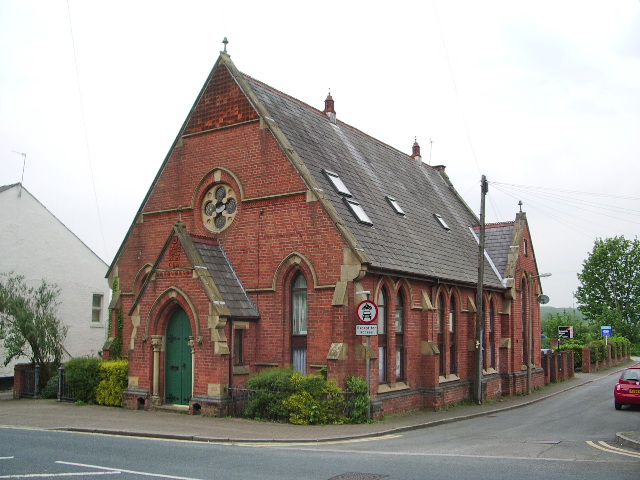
[1,359,639,450]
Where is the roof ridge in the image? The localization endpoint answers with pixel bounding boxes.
[241,73,427,166]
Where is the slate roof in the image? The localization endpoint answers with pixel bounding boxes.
[193,240,259,319]
[241,74,504,289]
[483,223,515,278]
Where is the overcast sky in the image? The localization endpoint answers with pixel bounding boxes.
[1,1,639,308]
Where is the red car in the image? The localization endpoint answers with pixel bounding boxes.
[614,366,640,410]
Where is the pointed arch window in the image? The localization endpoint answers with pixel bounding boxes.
[521,279,527,366]
[488,300,496,369]
[449,296,457,374]
[395,291,405,382]
[378,288,389,384]
[291,273,308,374]
[437,293,445,376]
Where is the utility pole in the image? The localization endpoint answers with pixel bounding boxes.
[474,175,488,404]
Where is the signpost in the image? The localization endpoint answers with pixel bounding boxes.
[355,296,378,420]
[558,326,574,340]
[601,325,612,346]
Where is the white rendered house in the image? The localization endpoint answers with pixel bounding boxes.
[0,183,109,380]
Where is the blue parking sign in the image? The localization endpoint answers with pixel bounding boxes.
[601,326,612,337]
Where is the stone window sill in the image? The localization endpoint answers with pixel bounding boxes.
[438,374,460,383]
[377,382,409,394]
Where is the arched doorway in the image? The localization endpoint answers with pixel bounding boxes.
[165,308,192,405]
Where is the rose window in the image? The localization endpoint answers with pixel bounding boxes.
[202,184,237,232]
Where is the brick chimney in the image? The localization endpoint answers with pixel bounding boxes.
[411,138,422,164]
[323,91,336,124]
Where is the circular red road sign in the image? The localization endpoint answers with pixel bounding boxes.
[356,300,378,324]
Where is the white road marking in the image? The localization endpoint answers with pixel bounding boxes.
[57,462,204,480]
[586,441,640,459]
[237,433,402,447]
[0,472,119,478]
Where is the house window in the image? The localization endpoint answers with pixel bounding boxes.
[378,288,388,384]
[524,239,529,257]
[323,169,352,197]
[395,291,405,382]
[291,273,308,374]
[449,296,457,374]
[234,329,244,367]
[92,294,103,323]
[437,293,445,376]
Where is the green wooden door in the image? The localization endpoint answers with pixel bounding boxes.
[165,309,192,405]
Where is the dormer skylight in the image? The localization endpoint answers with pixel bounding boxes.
[386,196,405,216]
[323,169,352,197]
[344,198,373,225]
[434,213,450,231]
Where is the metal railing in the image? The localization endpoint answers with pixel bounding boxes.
[20,365,41,398]
[57,366,76,402]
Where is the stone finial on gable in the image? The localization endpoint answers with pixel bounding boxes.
[411,138,422,164]
[324,90,336,124]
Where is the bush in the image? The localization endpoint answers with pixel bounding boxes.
[587,339,607,363]
[283,372,345,425]
[96,360,128,406]
[40,371,59,399]
[244,368,296,421]
[345,375,370,424]
[242,369,369,425]
[559,341,584,368]
[64,357,102,403]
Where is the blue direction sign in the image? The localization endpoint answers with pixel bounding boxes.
[601,326,612,337]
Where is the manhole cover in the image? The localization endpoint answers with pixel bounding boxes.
[328,474,389,480]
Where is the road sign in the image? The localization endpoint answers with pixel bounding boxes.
[356,300,378,324]
[558,326,574,339]
[601,326,612,337]
[356,324,378,336]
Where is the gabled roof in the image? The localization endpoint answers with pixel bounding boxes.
[483,222,515,277]
[109,53,507,289]
[239,73,503,288]
[131,223,258,319]
[193,239,259,319]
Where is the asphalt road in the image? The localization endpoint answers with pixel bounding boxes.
[1,372,638,480]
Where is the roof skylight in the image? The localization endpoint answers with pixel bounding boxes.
[386,196,405,216]
[344,198,373,225]
[323,169,352,197]
[434,213,450,231]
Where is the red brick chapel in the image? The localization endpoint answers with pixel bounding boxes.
[106,47,546,415]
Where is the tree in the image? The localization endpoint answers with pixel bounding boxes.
[0,272,68,384]
[575,236,640,342]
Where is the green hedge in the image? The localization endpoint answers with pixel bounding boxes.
[243,368,370,425]
[587,339,607,363]
[65,357,102,403]
[96,360,128,406]
[63,358,128,405]
[559,341,584,367]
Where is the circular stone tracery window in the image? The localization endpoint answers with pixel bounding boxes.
[201,184,238,233]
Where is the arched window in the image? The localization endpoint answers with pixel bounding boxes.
[488,300,496,369]
[378,288,388,384]
[521,279,527,366]
[395,291,405,382]
[291,273,308,374]
[449,296,457,374]
[437,293,445,376]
